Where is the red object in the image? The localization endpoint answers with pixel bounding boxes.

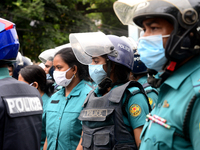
[167,61,177,71]
[0,19,13,30]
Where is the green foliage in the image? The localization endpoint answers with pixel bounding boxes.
[0,0,127,61]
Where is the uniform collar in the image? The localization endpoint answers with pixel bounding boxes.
[138,76,147,85]
[58,80,85,98]
[163,55,200,90]
[42,93,49,99]
[0,67,10,79]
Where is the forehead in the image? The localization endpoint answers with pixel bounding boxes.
[53,54,67,65]
[142,18,172,27]
[45,60,53,65]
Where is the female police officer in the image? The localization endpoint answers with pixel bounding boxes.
[18,65,54,150]
[43,47,93,150]
[70,32,150,150]
[114,0,200,149]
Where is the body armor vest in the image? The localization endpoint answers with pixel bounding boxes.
[79,81,149,150]
[0,77,43,150]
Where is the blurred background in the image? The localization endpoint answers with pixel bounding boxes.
[1,0,129,62]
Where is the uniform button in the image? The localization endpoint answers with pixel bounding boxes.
[59,117,61,120]
[158,103,162,108]
[152,136,156,143]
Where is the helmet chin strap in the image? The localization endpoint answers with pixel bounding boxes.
[147,61,177,88]
[98,60,112,92]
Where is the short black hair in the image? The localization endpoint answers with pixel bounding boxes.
[19,65,54,96]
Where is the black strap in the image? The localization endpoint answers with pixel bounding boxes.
[182,95,197,141]
[145,89,159,95]
[122,81,152,118]
[122,90,133,118]
[174,95,197,141]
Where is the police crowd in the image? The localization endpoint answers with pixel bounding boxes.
[0,0,200,150]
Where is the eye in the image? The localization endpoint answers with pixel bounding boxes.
[94,60,99,64]
[55,66,62,70]
[92,58,99,64]
[151,27,160,31]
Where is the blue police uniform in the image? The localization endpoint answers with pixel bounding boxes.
[45,80,93,150]
[129,76,158,109]
[0,67,10,79]
[139,55,200,150]
[41,93,51,150]
[138,76,158,109]
[0,67,43,150]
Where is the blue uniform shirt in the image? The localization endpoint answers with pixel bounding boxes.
[45,80,93,150]
[138,76,158,109]
[140,55,200,150]
[41,93,51,150]
[0,67,10,79]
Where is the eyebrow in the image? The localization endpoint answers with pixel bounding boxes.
[142,20,159,28]
[92,57,99,60]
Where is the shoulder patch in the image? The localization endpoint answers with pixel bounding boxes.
[129,104,141,117]
[148,97,153,105]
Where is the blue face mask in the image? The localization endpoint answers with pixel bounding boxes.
[137,34,170,72]
[46,73,52,80]
[89,64,107,85]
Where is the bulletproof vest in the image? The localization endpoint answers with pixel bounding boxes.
[79,81,145,150]
[0,77,43,150]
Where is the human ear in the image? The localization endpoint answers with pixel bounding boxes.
[32,82,39,89]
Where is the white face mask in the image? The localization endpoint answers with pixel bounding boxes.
[53,68,74,87]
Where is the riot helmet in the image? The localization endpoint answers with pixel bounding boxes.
[107,35,134,70]
[132,50,147,74]
[69,32,134,69]
[13,52,33,79]
[69,32,134,89]
[0,18,19,63]
[119,36,147,74]
[69,32,116,65]
[38,44,71,64]
[114,0,200,62]
[39,48,56,64]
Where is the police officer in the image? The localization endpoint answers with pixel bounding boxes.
[129,50,158,109]
[7,52,32,78]
[43,47,93,150]
[70,32,150,150]
[120,36,158,109]
[0,18,43,150]
[12,52,33,79]
[114,0,200,149]
[38,49,54,80]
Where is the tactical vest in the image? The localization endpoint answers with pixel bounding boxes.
[0,77,43,150]
[79,81,150,150]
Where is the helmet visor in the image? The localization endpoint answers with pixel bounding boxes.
[69,32,114,65]
[114,0,194,26]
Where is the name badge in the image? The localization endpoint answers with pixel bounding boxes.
[82,109,107,117]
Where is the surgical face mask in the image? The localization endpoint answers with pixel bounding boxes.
[53,68,74,87]
[46,73,52,80]
[89,64,107,85]
[137,34,170,72]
